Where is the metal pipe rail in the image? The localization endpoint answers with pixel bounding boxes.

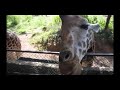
[7,49,59,55]
[7,49,114,56]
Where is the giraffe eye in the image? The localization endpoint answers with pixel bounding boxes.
[80,24,89,30]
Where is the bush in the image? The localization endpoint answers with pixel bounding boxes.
[7,15,32,34]
[28,15,61,50]
[29,25,60,50]
[82,15,113,31]
[7,15,20,28]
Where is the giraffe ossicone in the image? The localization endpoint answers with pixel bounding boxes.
[59,15,100,75]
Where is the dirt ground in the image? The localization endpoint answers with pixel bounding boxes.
[18,34,37,51]
[18,34,59,61]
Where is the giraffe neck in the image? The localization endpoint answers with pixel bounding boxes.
[77,30,94,63]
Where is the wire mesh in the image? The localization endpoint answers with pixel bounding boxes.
[6,50,114,75]
[7,50,61,75]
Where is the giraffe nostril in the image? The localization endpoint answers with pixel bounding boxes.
[65,53,70,60]
[59,51,72,62]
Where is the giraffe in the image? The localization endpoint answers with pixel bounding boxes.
[6,31,21,61]
[59,15,100,75]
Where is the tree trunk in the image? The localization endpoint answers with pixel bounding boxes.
[104,15,112,31]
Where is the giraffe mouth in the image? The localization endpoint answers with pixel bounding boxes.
[59,56,82,75]
[59,61,82,75]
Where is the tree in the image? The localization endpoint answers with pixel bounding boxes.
[104,15,112,32]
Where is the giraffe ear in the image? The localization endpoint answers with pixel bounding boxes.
[89,23,100,33]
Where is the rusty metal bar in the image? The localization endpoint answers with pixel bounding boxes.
[7,72,48,75]
[7,49,114,56]
[86,53,114,56]
[7,49,60,55]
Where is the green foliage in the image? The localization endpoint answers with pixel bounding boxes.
[82,15,114,43]
[7,15,20,28]
[82,15,113,31]
[109,16,114,33]
[29,24,60,50]
[83,15,106,30]
[51,15,61,25]
[7,15,61,44]
[7,15,33,34]
[26,15,61,50]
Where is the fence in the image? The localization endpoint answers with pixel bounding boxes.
[7,49,114,75]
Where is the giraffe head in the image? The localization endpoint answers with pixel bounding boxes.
[59,15,100,75]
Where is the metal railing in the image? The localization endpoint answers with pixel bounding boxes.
[7,49,114,56]
[7,49,114,75]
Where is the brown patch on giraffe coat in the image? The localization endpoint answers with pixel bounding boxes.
[7,42,10,45]
[90,41,93,47]
[12,40,15,44]
[12,44,16,47]
[86,33,90,38]
[7,37,10,41]
[78,42,82,47]
[87,39,90,49]
[9,36,12,39]
[7,43,11,48]
[10,47,13,49]
[82,41,86,48]
[82,50,87,55]
[86,34,89,37]
[79,49,82,54]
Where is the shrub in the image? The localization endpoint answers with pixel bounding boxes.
[28,15,61,50]
[7,15,20,28]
